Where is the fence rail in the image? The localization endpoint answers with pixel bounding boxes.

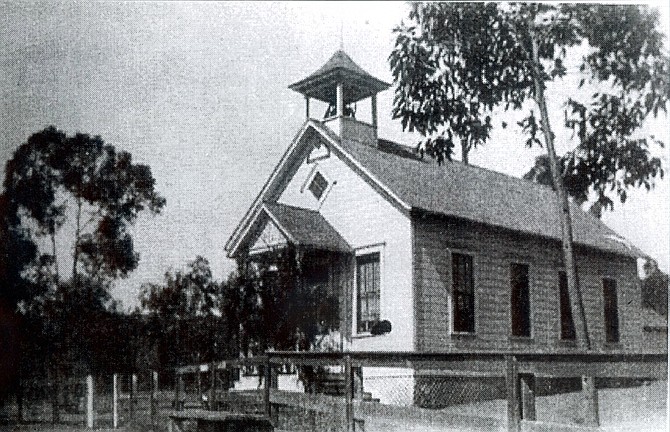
[172,351,667,432]
[9,351,664,431]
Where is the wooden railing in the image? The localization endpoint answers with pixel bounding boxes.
[175,351,667,432]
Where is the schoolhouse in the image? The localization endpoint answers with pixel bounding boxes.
[225,50,653,359]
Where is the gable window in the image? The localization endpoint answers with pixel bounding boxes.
[452,253,475,333]
[510,263,531,337]
[356,252,380,333]
[558,271,576,340]
[603,278,620,343]
[308,171,329,200]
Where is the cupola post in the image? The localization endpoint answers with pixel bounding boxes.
[289,50,390,145]
[336,82,344,118]
[371,93,378,130]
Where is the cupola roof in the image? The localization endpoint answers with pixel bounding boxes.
[289,50,390,104]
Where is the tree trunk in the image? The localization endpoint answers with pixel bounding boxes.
[72,198,82,286]
[529,24,591,349]
[461,137,470,164]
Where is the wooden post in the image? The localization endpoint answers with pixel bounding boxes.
[344,355,354,432]
[151,371,158,426]
[505,356,520,432]
[112,373,118,428]
[174,372,182,410]
[51,369,60,424]
[209,362,216,410]
[336,83,344,117]
[264,358,272,418]
[581,376,600,426]
[371,94,378,129]
[86,374,94,428]
[519,374,536,421]
[197,367,202,400]
[354,367,364,399]
[130,373,137,420]
[17,378,23,424]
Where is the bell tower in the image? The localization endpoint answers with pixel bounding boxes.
[289,50,390,145]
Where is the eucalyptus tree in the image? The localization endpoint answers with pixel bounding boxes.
[389,3,668,348]
[3,126,165,419]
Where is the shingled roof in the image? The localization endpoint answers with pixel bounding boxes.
[308,121,643,258]
[263,202,352,253]
[289,50,390,104]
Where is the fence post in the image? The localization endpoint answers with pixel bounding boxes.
[86,374,94,428]
[174,371,181,410]
[505,355,520,432]
[264,357,272,418]
[130,373,137,420]
[113,373,118,428]
[209,361,216,410]
[581,376,600,426]
[151,371,158,427]
[519,374,536,421]
[17,378,23,424]
[344,354,354,432]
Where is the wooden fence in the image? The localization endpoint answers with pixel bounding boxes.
[175,351,667,432]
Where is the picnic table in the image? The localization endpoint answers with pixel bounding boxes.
[168,409,274,432]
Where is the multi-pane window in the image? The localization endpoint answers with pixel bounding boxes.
[603,278,620,343]
[308,171,328,200]
[356,253,380,333]
[510,263,531,337]
[452,253,475,333]
[558,271,576,340]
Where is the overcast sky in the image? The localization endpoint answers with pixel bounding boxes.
[1,1,668,310]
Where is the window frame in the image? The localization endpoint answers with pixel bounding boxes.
[352,244,384,337]
[510,262,532,338]
[450,252,476,334]
[603,278,620,343]
[301,165,333,206]
[307,171,329,201]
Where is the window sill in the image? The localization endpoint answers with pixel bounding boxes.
[509,336,534,343]
[604,341,622,349]
[557,338,577,347]
[352,332,378,339]
[451,332,477,340]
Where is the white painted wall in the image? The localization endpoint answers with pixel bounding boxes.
[362,366,415,406]
[278,139,414,351]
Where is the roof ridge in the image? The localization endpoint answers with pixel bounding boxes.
[375,137,557,195]
[350,136,623,240]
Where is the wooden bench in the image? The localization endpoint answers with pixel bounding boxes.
[168,409,274,432]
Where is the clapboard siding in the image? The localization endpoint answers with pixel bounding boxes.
[278,139,414,351]
[413,212,642,353]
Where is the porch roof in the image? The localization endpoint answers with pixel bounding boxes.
[261,202,352,253]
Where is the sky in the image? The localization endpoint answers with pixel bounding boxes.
[1,1,669,310]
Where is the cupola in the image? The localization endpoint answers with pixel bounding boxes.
[289,50,390,144]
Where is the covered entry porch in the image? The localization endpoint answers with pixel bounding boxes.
[235,202,358,352]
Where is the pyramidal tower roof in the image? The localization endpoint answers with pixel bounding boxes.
[289,50,390,104]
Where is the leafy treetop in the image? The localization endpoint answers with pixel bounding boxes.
[389,3,668,210]
[3,126,166,285]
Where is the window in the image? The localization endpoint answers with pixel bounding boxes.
[510,263,531,337]
[558,272,576,340]
[356,253,380,333]
[308,171,328,200]
[603,278,620,343]
[452,253,475,333]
